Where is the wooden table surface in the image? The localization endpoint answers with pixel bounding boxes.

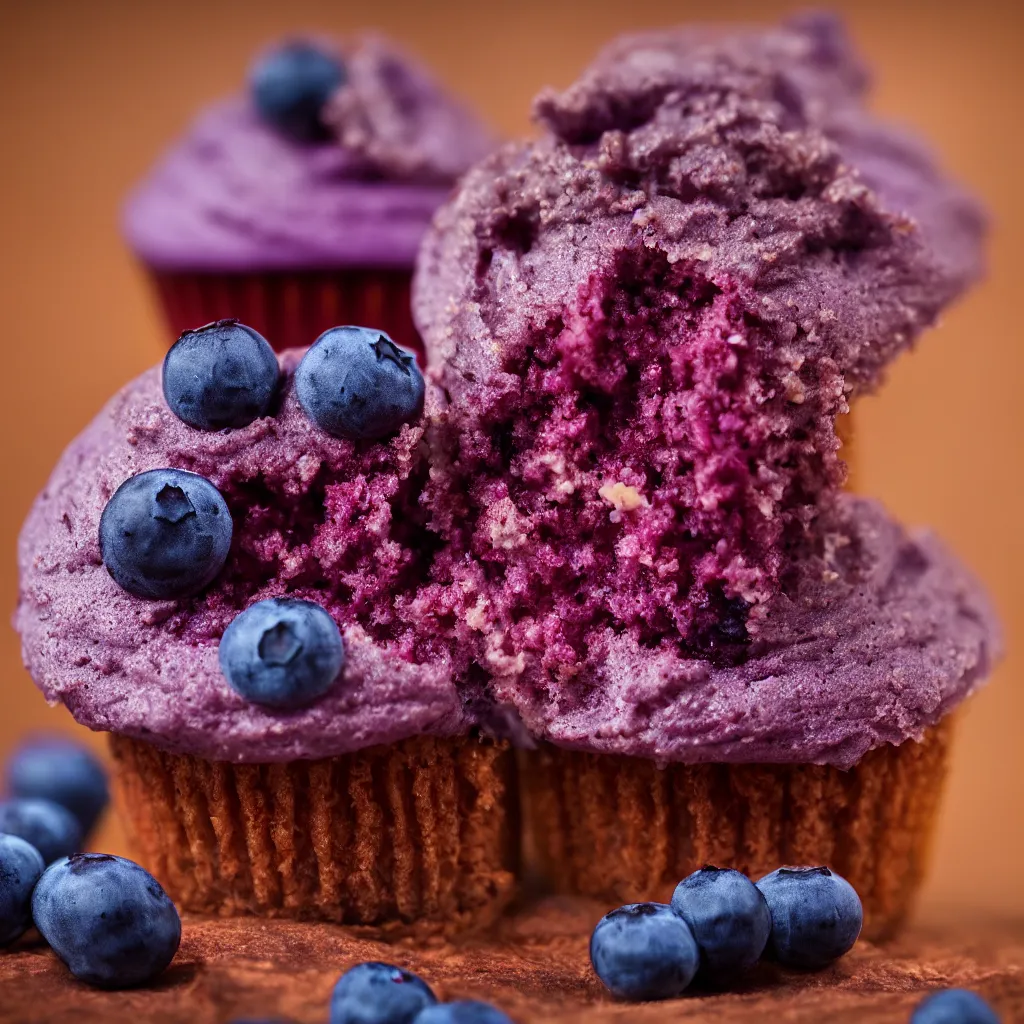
[1,899,1021,1023]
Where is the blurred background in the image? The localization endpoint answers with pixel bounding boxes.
[1,0,1020,922]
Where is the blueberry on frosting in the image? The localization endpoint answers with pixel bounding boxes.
[295,326,425,440]
[250,40,345,141]
[219,597,345,709]
[99,469,232,600]
[162,319,279,431]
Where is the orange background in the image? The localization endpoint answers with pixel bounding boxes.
[1,0,1020,922]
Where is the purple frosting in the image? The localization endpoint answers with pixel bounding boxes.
[123,36,495,271]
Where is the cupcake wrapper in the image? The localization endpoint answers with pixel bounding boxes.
[521,721,951,940]
[109,734,518,932]
[148,269,423,359]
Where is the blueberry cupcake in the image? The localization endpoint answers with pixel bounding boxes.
[15,321,517,930]
[123,36,495,357]
[412,15,997,937]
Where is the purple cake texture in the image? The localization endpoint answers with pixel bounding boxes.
[413,13,989,728]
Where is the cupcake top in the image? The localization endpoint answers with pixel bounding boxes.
[16,329,470,762]
[412,14,987,684]
[123,36,496,271]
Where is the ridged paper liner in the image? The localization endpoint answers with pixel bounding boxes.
[109,734,518,933]
[149,268,423,359]
[521,721,951,940]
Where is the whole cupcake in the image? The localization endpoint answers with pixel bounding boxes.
[15,321,517,931]
[123,36,495,356]
[413,15,998,937]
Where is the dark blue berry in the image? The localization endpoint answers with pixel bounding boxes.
[670,866,771,974]
[330,961,437,1024]
[296,327,425,441]
[910,989,1001,1023]
[0,798,82,865]
[414,1002,514,1024]
[589,902,699,1001]
[6,736,109,836]
[250,41,345,141]
[163,319,279,431]
[220,598,345,709]
[0,833,45,946]
[756,866,862,969]
[31,853,181,988]
[99,468,233,600]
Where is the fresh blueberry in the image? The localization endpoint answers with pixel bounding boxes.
[99,468,233,600]
[296,326,425,441]
[756,866,863,969]
[250,40,345,141]
[0,798,82,865]
[414,1002,514,1024]
[330,961,437,1024]
[6,736,109,836]
[31,853,181,988]
[0,833,46,945]
[670,865,771,974]
[163,319,279,431]
[910,989,1001,1023]
[220,597,344,709]
[589,902,699,1001]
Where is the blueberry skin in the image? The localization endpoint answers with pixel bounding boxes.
[296,327,425,441]
[6,736,109,836]
[330,961,437,1024]
[32,853,181,988]
[0,799,82,865]
[590,902,699,1001]
[670,865,770,974]
[220,598,345,709]
[756,866,863,969]
[910,989,1001,1024]
[99,468,233,600]
[250,41,345,141]
[414,1002,514,1024]
[0,833,46,945]
[163,319,279,431]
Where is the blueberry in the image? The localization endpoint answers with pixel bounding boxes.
[589,902,699,1001]
[250,40,345,141]
[6,736,109,836]
[99,468,233,600]
[0,798,82,865]
[910,989,1001,1023]
[414,1002,514,1024]
[31,853,181,988]
[163,319,279,431]
[220,597,344,709]
[670,866,771,974]
[296,327,425,441]
[330,961,437,1024]
[0,833,45,945]
[756,866,862,969]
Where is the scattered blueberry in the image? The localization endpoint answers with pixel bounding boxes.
[220,597,345,709]
[163,319,279,431]
[6,736,109,836]
[99,468,233,600]
[670,865,771,975]
[330,961,437,1024]
[756,866,862,969]
[0,798,82,865]
[910,989,1001,1023]
[31,853,181,988]
[0,833,46,946]
[250,40,345,141]
[414,1002,514,1024]
[296,326,425,441]
[590,902,699,1001]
